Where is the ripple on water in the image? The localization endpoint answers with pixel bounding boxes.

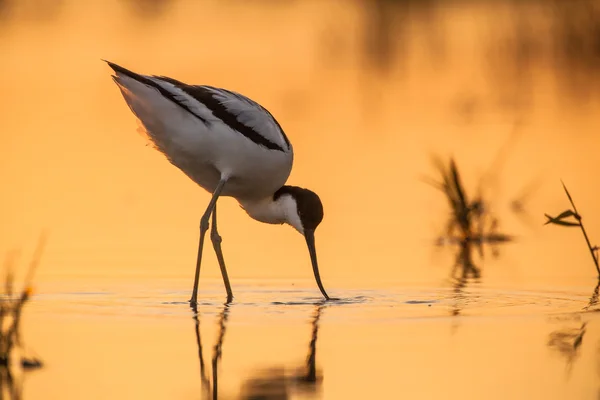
[27,280,599,322]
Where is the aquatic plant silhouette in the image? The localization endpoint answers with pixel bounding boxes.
[544,181,599,276]
[425,156,512,279]
[0,233,47,400]
[425,155,518,322]
[585,281,600,311]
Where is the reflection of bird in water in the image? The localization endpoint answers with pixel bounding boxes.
[193,303,230,400]
[192,302,325,399]
[240,302,325,399]
[294,302,325,387]
[106,61,330,304]
[239,367,289,400]
[193,305,211,399]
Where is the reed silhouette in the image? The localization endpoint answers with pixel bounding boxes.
[544,181,599,276]
[425,156,513,279]
[0,233,46,400]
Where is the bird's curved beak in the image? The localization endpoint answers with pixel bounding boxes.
[304,229,330,300]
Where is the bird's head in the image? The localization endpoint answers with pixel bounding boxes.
[273,186,329,300]
[273,186,323,235]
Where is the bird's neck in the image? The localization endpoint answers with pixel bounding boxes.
[238,194,302,233]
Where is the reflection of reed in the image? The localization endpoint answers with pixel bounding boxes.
[0,361,40,400]
[450,276,468,318]
[549,279,600,381]
[597,341,600,399]
[451,240,480,280]
[547,321,587,377]
[584,280,600,311]
[0,364,22,400]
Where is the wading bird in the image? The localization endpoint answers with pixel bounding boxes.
[105,61,330,304]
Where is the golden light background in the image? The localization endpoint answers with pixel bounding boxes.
[1,0,599,288]
[2,1,600,399]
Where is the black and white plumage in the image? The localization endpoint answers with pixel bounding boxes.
[105,61,330,303]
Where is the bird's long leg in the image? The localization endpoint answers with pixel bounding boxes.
[190,178,228,305]
[210,203,233,303]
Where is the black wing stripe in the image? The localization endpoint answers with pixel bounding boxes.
[105,61,209,124]
[205,86,291,150]
[105,61,287,152]
[260,105,291,150]
[159,80,286,152]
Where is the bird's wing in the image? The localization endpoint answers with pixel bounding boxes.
[105,60,291,153]
[154,78,292,153]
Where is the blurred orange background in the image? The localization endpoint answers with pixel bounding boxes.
[1,0,599,288]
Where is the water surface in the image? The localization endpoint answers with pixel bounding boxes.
[18,278,600,399]
[2,0,600,398]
